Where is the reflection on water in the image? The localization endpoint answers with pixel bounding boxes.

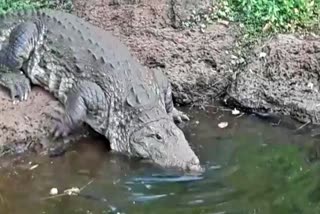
[1,108,320,213]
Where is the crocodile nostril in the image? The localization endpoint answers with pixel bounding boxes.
[190,157,200,166]
[186,157,203,173]
[186,163,204,173]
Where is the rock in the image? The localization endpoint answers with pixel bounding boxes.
[226,34,320,124]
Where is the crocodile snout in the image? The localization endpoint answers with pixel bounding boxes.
[130,118,203,172]
[185,157,204,173]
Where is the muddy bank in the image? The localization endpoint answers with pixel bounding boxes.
[1,0,320,154]
[225,34,320,124]
[73,0,320,124]
[0,87,56,153]
[1,0,237,151]
[73,0,237,105]
[0,87,91,155]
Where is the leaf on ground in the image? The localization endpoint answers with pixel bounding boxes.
[218,122,228,128]
[232,108,240,115]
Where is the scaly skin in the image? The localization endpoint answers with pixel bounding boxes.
[0,9,203,172]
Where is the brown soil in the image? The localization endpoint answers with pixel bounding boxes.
[73,0,237,105]
[0,87,57,153]
[226,34,320,124]
[0,87,90,155]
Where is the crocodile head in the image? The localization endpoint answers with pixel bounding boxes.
[129,118,203,173]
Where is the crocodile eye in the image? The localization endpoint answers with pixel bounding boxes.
[155,133,162,140]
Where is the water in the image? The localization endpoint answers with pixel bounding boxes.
[1,109,320,214]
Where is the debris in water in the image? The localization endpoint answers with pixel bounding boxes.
[218,122,228,128]
[209,165,222,170]
[145,184,152,189]
[41,179,94,200]
[188,199,204,205]
[29,164,39,170]
[231,108,240,115]
[50,188,58,195]
[64,187,80,195]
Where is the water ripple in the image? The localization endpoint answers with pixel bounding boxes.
[127,174,204,184]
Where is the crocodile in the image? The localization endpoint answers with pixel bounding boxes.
[0,9,203,172]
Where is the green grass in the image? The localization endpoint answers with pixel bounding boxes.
[0,0,73,14]
[215,0,320,36]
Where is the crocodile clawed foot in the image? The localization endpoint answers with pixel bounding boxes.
[171,108,190,124]
[0,72,31,103]
[10,78,31,103]
[48,108,73,139]
[51,120,72,139]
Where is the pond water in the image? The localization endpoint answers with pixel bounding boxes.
[1,108,320,214]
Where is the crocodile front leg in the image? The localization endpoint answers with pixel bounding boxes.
[153,69,189,123]
[0,21,45,101]
[0,70,31,101]
[51,80,107,138]
[164,83,189,123]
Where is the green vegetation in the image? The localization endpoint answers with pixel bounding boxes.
[215,0,320,35]
[227,136,320,213]
[0,0,73,14]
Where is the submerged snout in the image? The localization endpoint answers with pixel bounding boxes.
[152,150,204,173]
[130,118,204,173]
[152,123,204,173]
[185,156,204,173]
